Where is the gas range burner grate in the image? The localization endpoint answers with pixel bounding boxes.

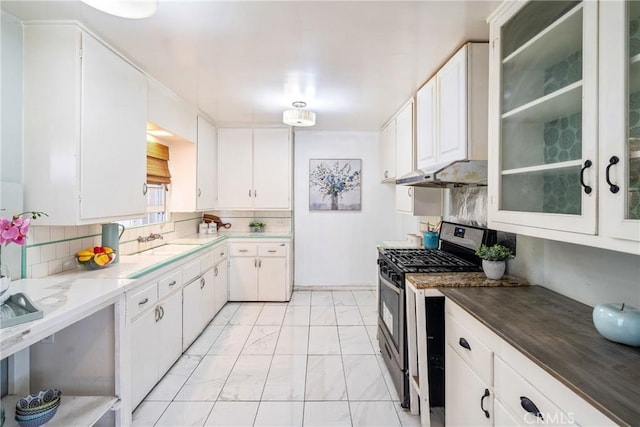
[381,248,480,273]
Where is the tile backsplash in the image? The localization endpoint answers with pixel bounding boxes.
[22,211,291,279]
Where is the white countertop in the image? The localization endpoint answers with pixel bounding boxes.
[0,232,292,357]
[0,277,134,357]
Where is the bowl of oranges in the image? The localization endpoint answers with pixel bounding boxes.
[76,246,116,270]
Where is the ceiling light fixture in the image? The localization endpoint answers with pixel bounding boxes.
[283,101,316,127]
[81,0,158,19]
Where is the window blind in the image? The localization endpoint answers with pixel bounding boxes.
[147,141,171,185]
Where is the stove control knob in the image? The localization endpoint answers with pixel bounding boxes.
[381,265,389,275]
[390,272,399,282]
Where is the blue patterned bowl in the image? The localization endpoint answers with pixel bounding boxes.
[15,399,60,417]
[16,389,61,411]
[14,404,59,427]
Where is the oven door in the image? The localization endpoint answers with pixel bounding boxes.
[378,272,404,364]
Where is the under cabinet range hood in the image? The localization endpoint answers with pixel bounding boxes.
[395,160,488,188]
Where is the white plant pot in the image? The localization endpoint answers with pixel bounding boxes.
[482,260,506,280]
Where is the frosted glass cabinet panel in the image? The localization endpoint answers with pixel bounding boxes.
[489,0,598,235]
[599,0,640,242]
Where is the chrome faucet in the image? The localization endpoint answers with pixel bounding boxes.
[137,233,164,243]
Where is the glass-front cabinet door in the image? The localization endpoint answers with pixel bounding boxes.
[488,1,598,234]
[600,0,640,242]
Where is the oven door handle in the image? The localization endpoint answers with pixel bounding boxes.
[379,273,401,295]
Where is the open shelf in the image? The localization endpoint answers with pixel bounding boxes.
[503,3,583,66]
[502,81,582,123]
[1,395,117,427]
[501,159,583,176]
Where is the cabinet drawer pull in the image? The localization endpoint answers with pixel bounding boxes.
[254,189,257,197]
[249,189,252,197]
[142,183,148,195]
[154,307,160,322]
[214,267,218,277]
[254,259,257,268]
[168,280,177,287]
[220,252,225,256]
[580,160,593,194]
[384,170,389,179]
[520,396,543,420]
[239,249,248,253]
[458,337,471,351]
[197,188,202,197]
[258,259,262,268]
[200,277,206,289]
[480,389,490,419]
[268,250,276,253]
[159,306,165,320]
[605,156,620,194]
[138,298,149,306]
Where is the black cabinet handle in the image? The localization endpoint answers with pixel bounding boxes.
[480,388,490,419]
[459,337,471,351]
[520,396,543,420]
[606,156,620,194]
[580,160,592,194]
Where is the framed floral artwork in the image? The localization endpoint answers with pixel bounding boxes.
[309,159,361,211]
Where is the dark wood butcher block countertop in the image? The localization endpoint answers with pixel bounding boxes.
[406,272,528,288]
[440,285,640,427]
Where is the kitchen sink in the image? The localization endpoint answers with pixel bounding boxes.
[136,244,200,256]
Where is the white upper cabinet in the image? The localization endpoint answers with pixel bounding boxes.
[217,128,291,210]
[379,120,396,182]
[196,116,217,210]
[147,79,197,143]
[488,0,638,254]
[395,101,414,179]
[23,24,147,225]
[416,78,437,170]
[416,42,489,172]
[169,115,217,212]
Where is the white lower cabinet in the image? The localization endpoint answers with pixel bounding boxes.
[444,299,614,427]
[445,303,494,426]
[213,246,229,314]
[494,398,521,427]
[129,276,184,408]
[446,347,493,426]
[228,241,291,302]
[182,266,215,351]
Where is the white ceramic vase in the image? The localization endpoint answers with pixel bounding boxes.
[482,260,506,280]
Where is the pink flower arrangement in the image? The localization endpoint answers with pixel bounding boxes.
[0,211,48,247]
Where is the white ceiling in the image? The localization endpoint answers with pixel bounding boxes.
[2,0,500,131]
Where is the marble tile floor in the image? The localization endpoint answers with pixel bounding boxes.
[132,290,423,427]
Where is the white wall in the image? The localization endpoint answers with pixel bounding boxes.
[294,130,417,288]
[510,236,640,308]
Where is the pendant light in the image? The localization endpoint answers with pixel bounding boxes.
[283,101,316,127]
[81,0,158,19]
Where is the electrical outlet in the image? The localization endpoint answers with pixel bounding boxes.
[40,334,54,344]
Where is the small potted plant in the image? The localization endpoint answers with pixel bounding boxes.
[249,220,265,233]
[475,244,514,280]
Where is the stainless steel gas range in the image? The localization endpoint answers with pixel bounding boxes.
[376,222,496,409]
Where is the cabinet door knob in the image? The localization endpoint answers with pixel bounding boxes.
[254,189,257,197]
[197,188,202,197]
[142,183,148,195]
[200,277,206,289]
[258,259,262,268]
[458,337,471,351]
[579,160,593,194]
[214,267,218,277]
[159,306,165,320]
[520,396,543,420]
[384,170,389,179]
[154,307,160,322]
[249,189,252,197]
[480,389,490,419]
[605,156,620,194]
